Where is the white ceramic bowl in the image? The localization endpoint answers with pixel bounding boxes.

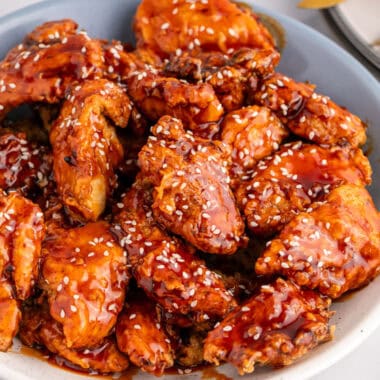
[0,1,379,379]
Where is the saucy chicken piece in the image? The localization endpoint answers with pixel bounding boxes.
[139,116,246,254]
[253,73,366,147]
[220,106,288,186]
[50,79,131,222]
[0,192,44,351]
[256,185,380,299]
[236,142,372,236]
[19,302,129,373]
[114,178,237,323]
[126,68,223,135]
[0,192,45,300]
[41,221,129,349]
[25,19,78,44]
[204,278,333,375]
[0,20,104,120]
[0,132,51,196]
[164,48,280,112]
[134,0,275,58]
[116,295,174,375]
[287,93,367,147]
[0,280,21,351]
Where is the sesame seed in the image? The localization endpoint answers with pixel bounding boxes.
[241,306,250,312]
[161,23,170,30]
[129,314,136,320]
[223,325,232,332]
[134,324,141,330]
[70,305,77,312]
[60,309,66,318]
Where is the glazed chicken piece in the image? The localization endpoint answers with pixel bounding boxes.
[134,0,275,58]
[50,79,131,222]
[139,116,246,254]
[253,73,366,147]
[0,192,44,351]
[114,178,237,323]
[256,185,380,299]
[116,295,174,375]
[0,192,45,300]
[0,281,20,351]
[19,301,129,374]
[126,68,224,135]
[220,105,288,187]
[236,141,372,236]
[164,48,280,112]
[0,20,104,120]
[204,278,333,375]
[0,132,51,196]
[41,221,129,349]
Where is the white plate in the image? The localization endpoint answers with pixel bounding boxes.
[329,0,380,69]
[0,1,379,379]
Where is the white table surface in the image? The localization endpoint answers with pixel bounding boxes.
[0,1,378,379]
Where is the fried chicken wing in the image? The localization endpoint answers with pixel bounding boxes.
[138,116,246,254]
[50,79,131,221]
[0,132,51,196]
[134,0,275,58]
[41,221,129,349]
[256,185,380,298]
[204,278,333,375]
[253,73,366,147]
[236,142,372,236]
[19,301,129,374]
[25,19,78,44]
[164,48,280,112]
[220,106,288,186]
[0,192,45,300]
[0,280,20,351]
[116,295,174,375]
[0,20,104,120]
[126,69,223,135]
[114,179,237,323]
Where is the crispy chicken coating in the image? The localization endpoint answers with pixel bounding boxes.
[253,73,366,147]
[0,192,45,300]
[0,280,21,351]
[0,192,44,351]
[114,178,237,323]
[19,302,129,373]
[256,185,380,299]
[126,68,224,135]
[116,295,174,375]
[0,132,51,196]
[0,20,104,120]
[139,116,246,254]
[204,278,333,375]
[50,79,131,221]
[236,142,372,236]
[134,0,275,58]
[220,106,288,186]
[164,48,280,112]
[41,221,129,349]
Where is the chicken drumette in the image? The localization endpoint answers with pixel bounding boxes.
[134,0,275,58]
[50,79,131,222]
[114,178,237,324]
[0,192,45,350]
[236,142,371,236]
[256,185,380,298]
[204,278,333,375]
[40,221,129,349]
[138,116,246,254]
